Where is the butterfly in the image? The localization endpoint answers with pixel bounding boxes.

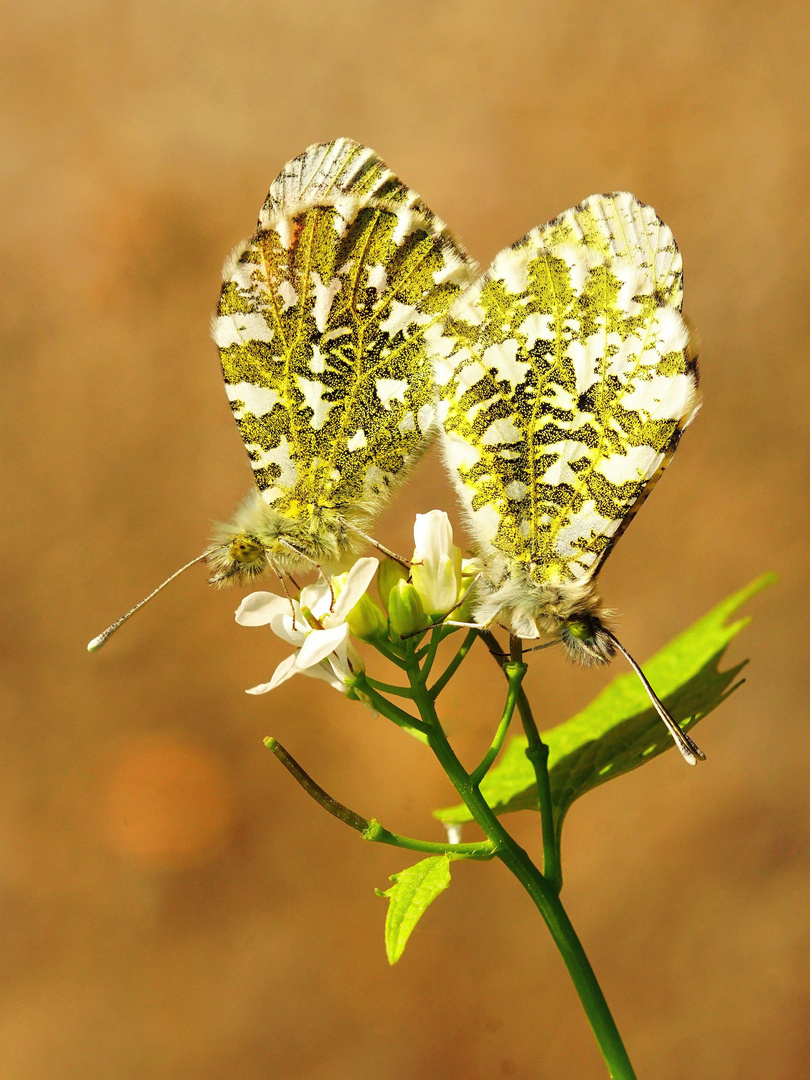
[428,192,705,763]
[88,138,474,650]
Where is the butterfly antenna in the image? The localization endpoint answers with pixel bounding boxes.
[87,550,214,652]
[603,629,706,766]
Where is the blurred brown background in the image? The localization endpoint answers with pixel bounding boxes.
[3,1,809,1077]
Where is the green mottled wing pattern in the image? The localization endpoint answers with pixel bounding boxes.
[212,139,474,517]
[541,190,684,308]
[430,193,699,586]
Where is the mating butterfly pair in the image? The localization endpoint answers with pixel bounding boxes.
[90,139,703,764]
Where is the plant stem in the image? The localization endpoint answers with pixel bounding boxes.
[365,676,414,697]
[469,660,524,787]
[418,624,445,680]
[362,819,495,859]
[483,630,563,892]
[525,739,563,893]
[265,738,369,832]
[404,645,637,1080]
[266,739,494,859]
[430,628,479,699]
[349,675,430,741]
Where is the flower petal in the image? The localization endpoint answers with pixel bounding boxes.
[301,661,346,691]
[269,609,307,645]
[413,510,453,564]
[245,681,275,695]
[235,592,291,627]
[295,623,349,669]
[266,653,300,690]
[413,553,462,616]
[332,557,379,622]
[299,581,332,619]
[245,653,299,694]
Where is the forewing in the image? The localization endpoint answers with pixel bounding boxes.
[212,139,474,513]
[542,191,684,309]
[431,192,698,585]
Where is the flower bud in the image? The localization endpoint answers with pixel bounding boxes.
[411,510,463,616]
[387,580,427,637]
[376,558,409,612]
[345,592,388,642]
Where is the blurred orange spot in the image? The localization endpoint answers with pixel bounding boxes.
[102,733,234,870]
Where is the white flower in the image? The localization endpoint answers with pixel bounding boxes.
[235,557,379,694]
[410,510,463,616]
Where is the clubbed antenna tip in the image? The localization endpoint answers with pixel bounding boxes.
[86,551,213,652]
[603,628,706,766]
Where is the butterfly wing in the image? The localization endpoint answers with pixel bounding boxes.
[541,191,685,309]
[430,192,699,587]
[212,139,474,522]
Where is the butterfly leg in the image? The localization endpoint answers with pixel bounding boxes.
[266,556,301,629]
[481,636,559,659]
[275,539,335,608]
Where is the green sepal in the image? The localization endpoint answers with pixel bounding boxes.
[388,580,427,637]
[434,574,775,846]
[376,855,452,964]
[345,592,389,642]
[377,559,410,612]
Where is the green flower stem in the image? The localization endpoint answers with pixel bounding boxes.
[349,675,430,741]
[266,738,494,859]
[417,624,445,680]
[525,739,563,893]
[482,630,563,893]
[430,628,479,700]
[362,818,495,860]
[364,677,415,698]
[265,737,370,832]
[469,660,525,787]
[403,643,637,1080]
[413,640,432,662]
[372,640,410,670]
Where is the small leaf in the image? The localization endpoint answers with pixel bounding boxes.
[376,855,452,964]
[434,574,775,845]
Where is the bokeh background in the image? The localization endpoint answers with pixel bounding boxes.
[3,2,809,1077]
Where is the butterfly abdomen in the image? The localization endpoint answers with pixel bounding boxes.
[472,560,613,661]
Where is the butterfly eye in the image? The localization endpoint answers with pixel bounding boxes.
[559,615,616,667]
[229,535,265,565]
[563,617,597,643]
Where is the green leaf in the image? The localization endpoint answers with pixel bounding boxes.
[434,574,775,845]
[376,855,452,964]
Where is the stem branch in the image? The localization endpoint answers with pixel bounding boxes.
[469,660,525,786]
[430,628,479,699]
[483,631,563,891]
[362,819,495,859]
[265,737,369,832]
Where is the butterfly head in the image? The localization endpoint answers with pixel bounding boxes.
[560,613,615,666]
[206,532,268,586]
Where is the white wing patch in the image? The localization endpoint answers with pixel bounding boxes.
[212,312,274,349]
[311,273,341,332]
[278,280,298,312]
[375,378,409,408]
